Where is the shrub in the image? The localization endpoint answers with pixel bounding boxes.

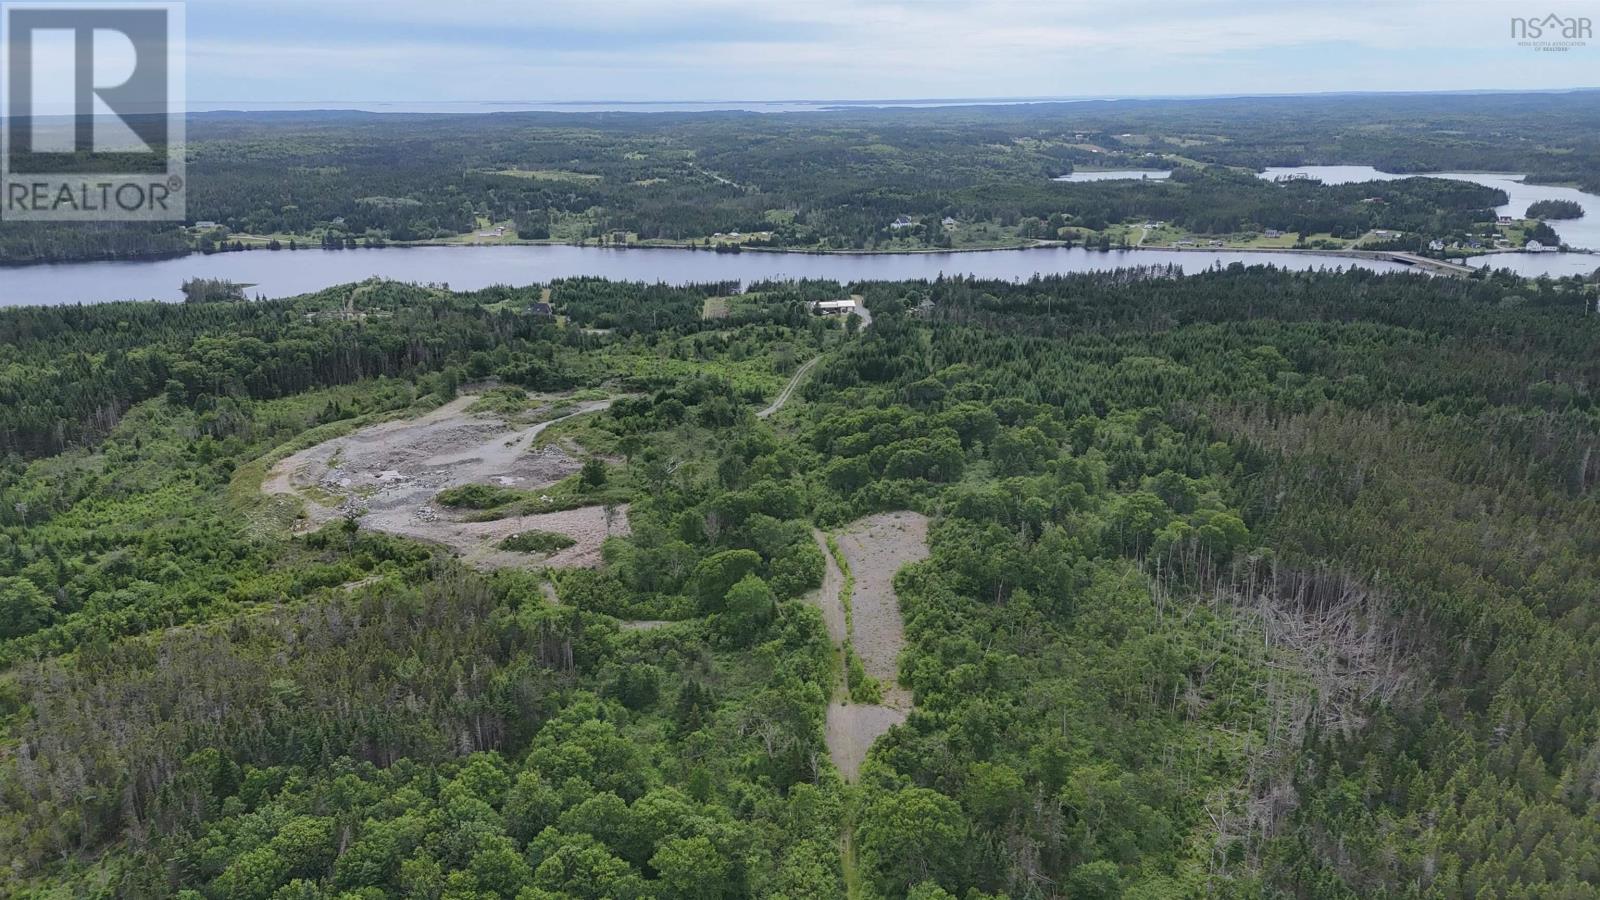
[499,530,577,554]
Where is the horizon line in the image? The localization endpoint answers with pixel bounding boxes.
[187,86,1600,107]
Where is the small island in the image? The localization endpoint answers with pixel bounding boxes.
[1527,198,1585,220]
[180,277,253,303]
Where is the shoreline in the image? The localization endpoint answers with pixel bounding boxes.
[3,236,1590,272]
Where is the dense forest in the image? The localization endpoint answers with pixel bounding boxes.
[2,262,1600,897]
[3,90,1598,263]
[1527,200,1586,220]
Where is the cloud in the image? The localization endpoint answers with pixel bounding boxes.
[180,0,1600,103]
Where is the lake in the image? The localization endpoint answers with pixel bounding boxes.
[0,244,1425,307]
[1054,170,1172,182]
[1258,165,1600,251]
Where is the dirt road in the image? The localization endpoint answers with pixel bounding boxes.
[757,354,821,419]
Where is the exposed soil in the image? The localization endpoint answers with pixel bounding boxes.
[262,394,626,569]
[826,702,908,781]
[834,511,929,709]
[811,511,930,781]
[810,529,848,645]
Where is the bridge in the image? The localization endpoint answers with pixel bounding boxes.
[1368,251,1477,277]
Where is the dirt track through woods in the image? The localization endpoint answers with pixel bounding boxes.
[814,511,930,780]
[757,355,821,419]
[263,394,626,569]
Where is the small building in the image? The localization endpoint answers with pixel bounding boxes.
[1264,229,1284,238]
[941,217,958,230]
[193,221,219,230]
[1428,239,1446,251]
[813,299,857,316]
[1497,215,1514,225]
[890,215,914,229]
[1526,239,1547,252]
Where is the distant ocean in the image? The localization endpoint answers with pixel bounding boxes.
[185,98,1103,115]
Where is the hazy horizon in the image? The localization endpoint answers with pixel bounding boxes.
[174,0,1596,105]
[174,86,1600,116]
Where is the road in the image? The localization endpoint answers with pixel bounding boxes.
[756,295,870,419]
[757,354,822,419]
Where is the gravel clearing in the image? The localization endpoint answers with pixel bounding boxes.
[263,394,624,569]
[835,510,929,709]
[812,511,930,780]
[826,702,908,781]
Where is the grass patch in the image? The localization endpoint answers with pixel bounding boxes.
[827,535,855,635]
[436,483,522,510]
[702,296,731,320]
[826,533,883,703]
[499,530,577,554]
[465,386,536,416]
[459,471,633,520]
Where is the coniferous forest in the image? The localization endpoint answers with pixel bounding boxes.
[4,90,1599,264]
[2,262,1600,898]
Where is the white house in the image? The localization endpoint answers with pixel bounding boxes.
[813,299,858,316]
[1526,240,1548,252]
[1428,239,1445,251]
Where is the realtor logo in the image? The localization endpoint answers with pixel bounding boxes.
[1511,13,1592,51]
[1,1,185,221]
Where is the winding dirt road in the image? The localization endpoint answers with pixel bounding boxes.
[755,296,871,420]
[758,354,821,419]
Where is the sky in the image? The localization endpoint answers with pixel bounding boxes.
[178,0,1599,106]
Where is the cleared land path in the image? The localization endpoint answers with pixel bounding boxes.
[757,296,871,420]
[757,354,822,419]
[814,511,930,781]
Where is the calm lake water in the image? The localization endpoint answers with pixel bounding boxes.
[0,244,1426,307]
[1258,166,1600,251]
[1054,170,1172,182]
